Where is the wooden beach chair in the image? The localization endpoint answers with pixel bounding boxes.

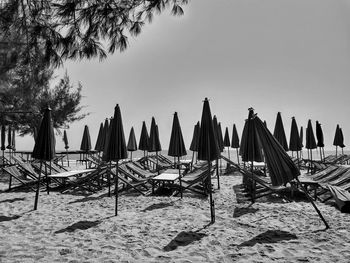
[3,165,38,191]
[327,185,350,212]
[125,161,157,179]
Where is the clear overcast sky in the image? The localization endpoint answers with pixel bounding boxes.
[17,0,350,152]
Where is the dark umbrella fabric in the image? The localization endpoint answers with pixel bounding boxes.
[80,125,92,152]
[273,112,289,151]
[289,117,302,152]
[102,104,127,216]
[197,98,220,223]
[149,118,161,152]
[139,121,149,156]
[6,126,12,150]
[316,121,324,161]
[63,130,69,150]
[241,109,263,163]
[212,116,221,152]
[239,120,247,157]
[189,122,200,152]
[217,122,224,152]
[231,124,240,164]
[300,126,304,148]
[168,112,187,157]
[223,127,230,147]
[254,116,299,186]
[306,120,317,150]
[101,119,109,153]
[94,123,104,151]
[1,125,5,152]
[32,108,56,210]
[168,112,187,198]
[11,129,15,151]
[339,128,345,155]
[127,127,138,152]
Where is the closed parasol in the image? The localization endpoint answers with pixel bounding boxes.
[127,127,138,160]
[273,112,289,151]
[231,123,240,164]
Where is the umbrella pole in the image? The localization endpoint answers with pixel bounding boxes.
[295,177,329,229]
[228,147,230,160]
[216,159,220,189]
[66,149,69,167]
[46,162,50,195]
[115,161,119,216]
[319,147,322,162]
[296,150,300,170]
[34,161,42,210]
[322,148,325,163]
[310,149,313,174]
[191,151,194,171]
[251,160,255,203]
[236,148,240,165]
[342,148,344,155]
[130,151,133,161]
[336,146,338,158]
[156,151,159,175]
[208,160,215,224]
[178,156,183,199]
[108,161,111,197]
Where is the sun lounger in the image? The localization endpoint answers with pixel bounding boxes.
[125,162,157,179]
[327,185,350,212]
[110,164,149,195]
[3,165,37,191]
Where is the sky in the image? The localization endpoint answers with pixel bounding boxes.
[16,0,350,152]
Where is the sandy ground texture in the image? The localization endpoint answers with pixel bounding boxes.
[0,171,350,263]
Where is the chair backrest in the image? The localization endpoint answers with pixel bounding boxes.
[4,165,24,178]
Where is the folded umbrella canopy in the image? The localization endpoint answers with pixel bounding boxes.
[289,117,302,168]
[253,114,329,229]
[101,119,109,153]
[189,121,200,165]
[217,122,224,153]
[1,125,5,157]
[63,130,70,166]
[80,125,92,168]
[198,98,220,224]
[149,117,162,173]
[11,128,15,151]
[102,104,127,216]
[32,107,56,210]
[231,124,240,164]
[315,121,325,161]
[168,112,187,198]
[299,126,304,158]
[306,120,317,171]
[6,125,12,150]
[273,112,289,151]
[94,122,104,152]
[223,127,231,160]
[139,121,149,157]
[333,124,342,158]
[127,127,138,160]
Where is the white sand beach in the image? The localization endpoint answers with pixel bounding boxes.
[1,171,350,263]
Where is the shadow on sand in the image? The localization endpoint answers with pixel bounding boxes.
[238,230,298,247]
[0,215,21,222]
[55,220,101,234]
[233,205,259,218]
[142,202,174,212]
[163,231,207,251]
[0,197,25,204]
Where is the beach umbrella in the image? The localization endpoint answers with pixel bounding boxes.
[197,98,220,224]
[333,124,342,158]
[339,128,345,155]
[217,122,224,153]
[127,127,138,160]
[289,117,302,167]
[149,117,162,173]
[223,127,231,160]
[168,112,187,198]
[139,121,149,157]
[239,120,247,157]
[315,121,325,161]
[6,125,12,150]
[189,121,200,165]
[273,112,289,151]
[306,120,317,171]
[254,115,329,229]
[102,104,127,216]
[94,122,104,152]
[1,125,5,157]
[241,108,264,163]
[63,130,70,166]
[80,125,92,168]
[101,119,109,153]
[231,124,240,164]
[32,107,56,210]
[33,126,38,142]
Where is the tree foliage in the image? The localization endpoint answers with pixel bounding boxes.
[0,67,87,136]
[0,0,188,70]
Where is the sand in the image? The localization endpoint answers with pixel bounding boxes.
[1,171,350,263]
